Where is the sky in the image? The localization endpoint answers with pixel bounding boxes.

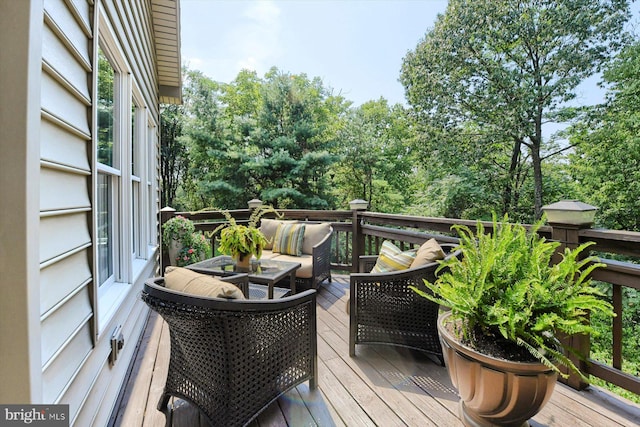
[180,0,448,106]
[180,0,640,108]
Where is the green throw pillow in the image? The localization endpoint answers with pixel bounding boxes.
[370,240,417,273]
[273,223,306,256]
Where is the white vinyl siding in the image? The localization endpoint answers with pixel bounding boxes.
[40,118,90,171]
[1,0,176,421]
[41,326,93,403]
[40,166,90,212]
[40,250,92,316]
[39,213,92,265]
[41,71,91,135]
[37,0,164,425]
[40,286,93,366]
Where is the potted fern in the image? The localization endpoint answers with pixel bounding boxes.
[412,214,614,427]
[214,206,279,271]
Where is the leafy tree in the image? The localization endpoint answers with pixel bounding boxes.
[248,68,345,209]
[160,103,188,208]
[332,99,415,213]
[401,0,631,219]
[180,69,252,209]
[568,40,640,231]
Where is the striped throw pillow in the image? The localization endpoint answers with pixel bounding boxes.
[370,240,417,273]
[273,223,306,256]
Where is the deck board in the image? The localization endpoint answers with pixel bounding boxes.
[111,274,640,427]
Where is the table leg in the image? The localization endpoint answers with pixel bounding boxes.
[290,272,296,295]
[268,282,274,299]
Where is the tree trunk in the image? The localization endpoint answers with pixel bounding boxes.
[503,139,522,215]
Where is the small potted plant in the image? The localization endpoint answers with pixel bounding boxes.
[412,214,614,427]
[162,215,210,266]
[175,232,210,267]
[214,206,280,271]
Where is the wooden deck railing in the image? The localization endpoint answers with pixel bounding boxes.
[160,206,640,397]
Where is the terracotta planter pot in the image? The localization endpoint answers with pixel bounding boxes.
[234,253,252,272]
[438,312,557,427]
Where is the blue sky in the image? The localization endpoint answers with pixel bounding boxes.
[181,0,448,106]
[180,0,639,108]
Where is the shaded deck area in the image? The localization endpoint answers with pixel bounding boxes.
[111,274,640,426]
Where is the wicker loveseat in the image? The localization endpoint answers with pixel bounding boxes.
[141,277,318,427]
[258,219,333,291]
[349,242,460,365]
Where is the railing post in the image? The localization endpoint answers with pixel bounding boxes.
[542,200,598,391]
[160,206,176,275]
[350,200,368,273]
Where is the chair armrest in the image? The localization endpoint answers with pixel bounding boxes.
[311,228,333,253]
[310,227,333,282]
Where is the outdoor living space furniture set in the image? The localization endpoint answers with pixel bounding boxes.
[142,234,456,426]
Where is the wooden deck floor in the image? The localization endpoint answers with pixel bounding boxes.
[110,274,640,427]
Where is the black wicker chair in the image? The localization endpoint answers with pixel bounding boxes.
[349,243,460,365]
[141,277,318,427]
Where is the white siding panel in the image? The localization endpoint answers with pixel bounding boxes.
[40,213,91,264]
[41,119,90,171]
[41,72,90,135]
[41,285,92,366]
[40,250,91,315]
[40,167,90,212]
[42,23,90,99]
[67,0,92,35]
[42,322,92,402]
[44,0,90,65]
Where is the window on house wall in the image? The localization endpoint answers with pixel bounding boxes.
[95,10,158,332]
[147,121,158,247]
[97,46,117,288]
[131,95,142,260]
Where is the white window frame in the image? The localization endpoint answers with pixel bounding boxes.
[147,119,159,249]
[95,10,133,333]
[131,86,146,261]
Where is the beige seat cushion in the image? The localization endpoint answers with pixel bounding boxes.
[301,223,332,255]
[257,250,280,260]
[269,254,313,278]
[164,266,245,299]
[410,238,446,268]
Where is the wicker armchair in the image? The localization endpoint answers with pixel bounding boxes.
[141,277,318,427]
[349,243,460,365]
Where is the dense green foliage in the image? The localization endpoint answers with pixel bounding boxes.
[400,0,631,219]
[413,216,613,380]
[562,40,640,402]
[568,41,640,231]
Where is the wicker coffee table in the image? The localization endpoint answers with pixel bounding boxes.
[188,255,301,299]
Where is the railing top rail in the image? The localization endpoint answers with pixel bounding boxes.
[164,208,353,223]
[359,211,553,237]
[580,228,640,257]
